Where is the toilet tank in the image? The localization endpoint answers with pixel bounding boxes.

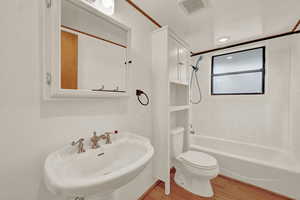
[170,127,185,158]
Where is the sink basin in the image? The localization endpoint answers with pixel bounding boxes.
[44,132,154,200]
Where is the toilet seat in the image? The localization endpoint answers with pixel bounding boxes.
[177,151,218,170]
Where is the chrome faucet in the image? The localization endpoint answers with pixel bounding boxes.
[71,138,86,153]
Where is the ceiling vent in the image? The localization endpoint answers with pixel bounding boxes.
[178,0,208,15]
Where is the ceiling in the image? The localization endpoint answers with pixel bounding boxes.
[129,0,300,52]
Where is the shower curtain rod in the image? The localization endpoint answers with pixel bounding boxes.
[191,20,300,57]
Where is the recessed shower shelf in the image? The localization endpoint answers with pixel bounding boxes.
[169,105,190,112]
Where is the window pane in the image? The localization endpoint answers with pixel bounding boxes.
[212,72,263,94]
[213,48,264,74]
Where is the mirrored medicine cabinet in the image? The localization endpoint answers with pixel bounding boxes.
[42,0,131,99]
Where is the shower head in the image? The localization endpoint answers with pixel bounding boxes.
[190,55,203,104]
[192,56,202,71]
[192,65,199,71]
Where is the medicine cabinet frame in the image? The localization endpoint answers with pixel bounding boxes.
[41,0,132,99]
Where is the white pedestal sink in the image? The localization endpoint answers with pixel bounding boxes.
[44,132,154,200]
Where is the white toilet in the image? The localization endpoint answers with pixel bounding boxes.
[171,127,219,197]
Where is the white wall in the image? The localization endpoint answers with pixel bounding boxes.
[0,0,156,200]
[289,35,300,160]
[189,36,300,152]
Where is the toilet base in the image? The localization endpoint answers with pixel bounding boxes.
[174,167,215,198]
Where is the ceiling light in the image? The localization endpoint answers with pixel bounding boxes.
[102,0,113,8]
[218,37,230,43]
[85,0,114,15]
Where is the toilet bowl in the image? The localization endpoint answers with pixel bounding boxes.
[173,151,219,197]
[171,127,219,197]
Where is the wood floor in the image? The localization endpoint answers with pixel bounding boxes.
[140,172,293,200]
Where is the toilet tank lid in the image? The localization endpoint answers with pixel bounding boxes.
[171,127,185,135]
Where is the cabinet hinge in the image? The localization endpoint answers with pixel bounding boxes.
[46,0,52,8]
[46,72,52,86]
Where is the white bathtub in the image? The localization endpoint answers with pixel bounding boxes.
[190,135,300,199]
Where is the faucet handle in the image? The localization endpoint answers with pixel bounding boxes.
[71,138,84,146]
[104,130,118,136]
[71,138,86,153]
[93,131,97,136]
[104,130,118,144]
[104,132,112,144]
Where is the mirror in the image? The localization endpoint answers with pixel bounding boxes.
[43,0,131,98]
[61,0,129,92]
